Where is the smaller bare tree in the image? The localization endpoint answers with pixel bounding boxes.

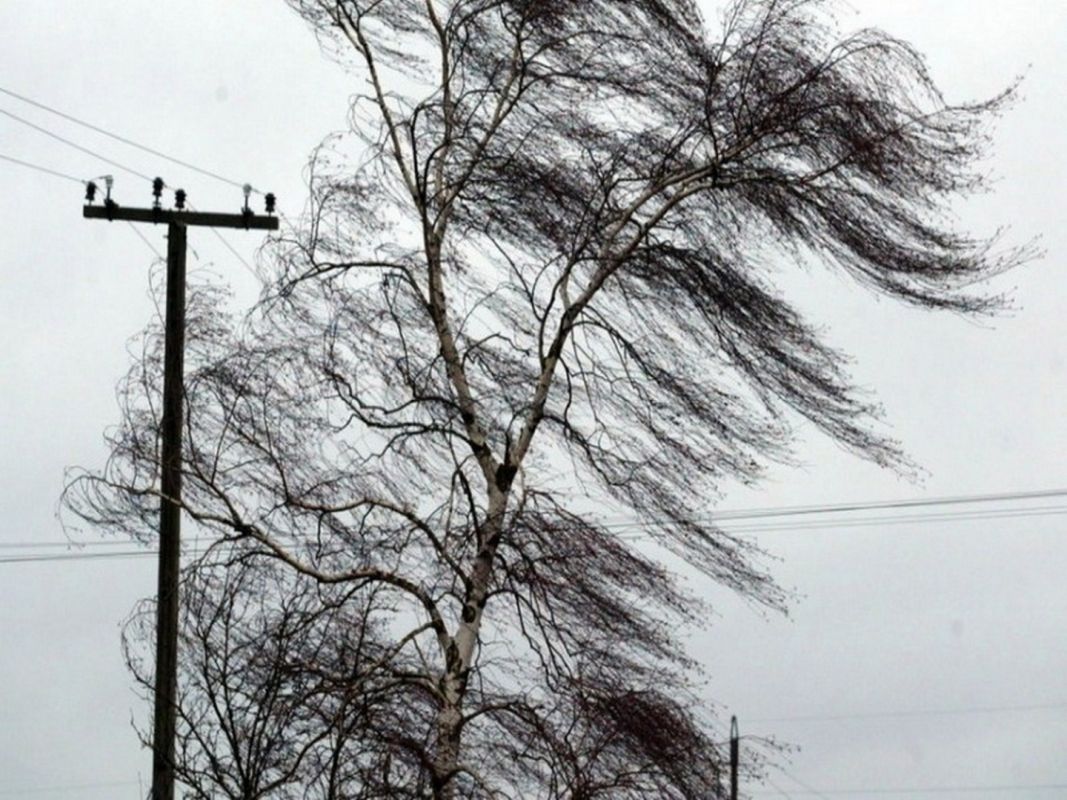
[123,555,435,799]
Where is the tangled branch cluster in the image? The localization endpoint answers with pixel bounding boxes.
[66,1,1025,797]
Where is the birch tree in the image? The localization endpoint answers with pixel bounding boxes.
[67,0,1027,797]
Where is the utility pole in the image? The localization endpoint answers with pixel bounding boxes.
[83,177,278,800]
[730,715,739,800]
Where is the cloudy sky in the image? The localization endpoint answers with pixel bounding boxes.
[1,1,1064,797]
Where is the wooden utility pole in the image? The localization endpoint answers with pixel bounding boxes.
[83,179,277,800]
[729,715,739,800]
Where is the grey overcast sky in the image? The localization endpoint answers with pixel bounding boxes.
[1,2,1064,798]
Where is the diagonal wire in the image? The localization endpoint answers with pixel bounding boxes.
[776,766,832,800]
[0,151,87,184]
[0,149,164,261]
[701,487,1067,523]
[211,226,261,282]
[750,700,1067,724]
[0,84,301,246]
[126,221,164,260]
[0,779,141,796]
[0,84,258,192]
[185,201,260,282]
[764,776,796,798]
[6,496,1067,564]
[1,106,154,182]
[749,782,1067,796]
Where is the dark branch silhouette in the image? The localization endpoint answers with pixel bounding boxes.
[66,0,1028,797]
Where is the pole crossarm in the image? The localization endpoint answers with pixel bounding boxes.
[84,204,279,230]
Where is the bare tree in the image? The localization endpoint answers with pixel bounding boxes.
[67,0,1028,797]
[123,557,423,799]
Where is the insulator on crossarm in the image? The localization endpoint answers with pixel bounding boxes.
[103,175,116,220]
[85,181,97,204]
[174,189,186,210]
[152,177,165,209]
[240,183,253,228]
[265,192,276,215]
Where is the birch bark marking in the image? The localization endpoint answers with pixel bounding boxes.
[432,488,510,799]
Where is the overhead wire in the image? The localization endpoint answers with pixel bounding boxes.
[1,88,272,277]
[1,106,154,182]
[601,492,1067,541]
[775,768,831,800]
[0,540,142,549]
[749,782,1067,796]
[0,149,162,260]
[609,507,1067,539]
[0,83,299,242]
[186,200,259,282]
[125,221,165,260]
[5,488,1067,564]
[667,504,1067,537]
[0,543,230,565]
[600,487,1067,531]
[210,226,259,280]
[1,549,159,564]
[0,83,260,193]
[749,700,1067,725]
[0,778,141,796]
[763,777,796,799]
[0,151,87,185]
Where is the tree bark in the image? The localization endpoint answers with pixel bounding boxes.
[431,487,509,798]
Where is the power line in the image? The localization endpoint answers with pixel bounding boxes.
[0,82,296,264]
[126,221,165,260]
[0,550,158,564]
[0,779,140,796]
[0,106,154,182]
[3,148,174,263]
[187,201,259,281]
[713,487,1067,521]
[5,505,1060,562]
[606,504,1067,541]
[208,226,258,279]
[608,506,1067,541]
[0,151,87,185]
[775,767,831,800]
[749,700,1067,725]
[0,540,139,549]
[0,544,224,564]
[0,83,258,193]
[0,85,302,255]
[1,125,259,277]
[691,505,1067,536]
[600,487,1067,531]
[750,783,1067,796]
[5,488,1067,564]
[763,777,796,799]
